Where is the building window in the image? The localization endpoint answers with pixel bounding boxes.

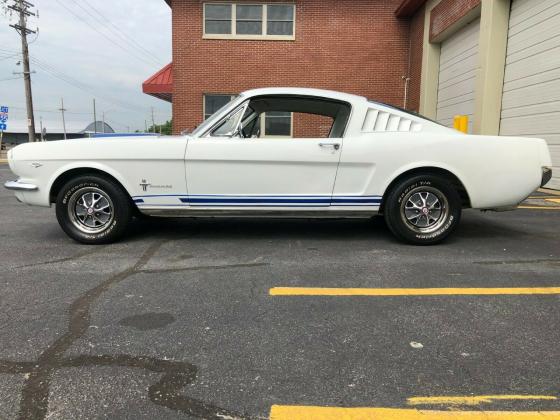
[262,112,292,137]
[203,3,295,40]
[204,94,236,120]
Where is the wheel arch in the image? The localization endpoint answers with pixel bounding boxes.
[379,166,471,214]
[49,165,133,204]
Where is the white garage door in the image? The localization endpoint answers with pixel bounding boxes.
[500,0,560,190]
[436,19,480,133]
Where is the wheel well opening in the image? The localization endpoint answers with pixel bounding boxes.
[380,167,471,213]
[49,168,130,204]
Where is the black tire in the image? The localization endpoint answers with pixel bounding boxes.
[384,174,461,245]
[55,175,132,244]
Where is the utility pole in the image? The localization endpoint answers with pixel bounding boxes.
[58,98,67,140]
[39,116,43,141]
[102,111,105,133]
[9,0,37,142]
[144,119,148,133]
[151,107,155,133]
[92,98,97,134]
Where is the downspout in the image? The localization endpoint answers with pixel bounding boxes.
[402,17,413,110]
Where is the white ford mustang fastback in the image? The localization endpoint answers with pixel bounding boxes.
[4,88,553,245]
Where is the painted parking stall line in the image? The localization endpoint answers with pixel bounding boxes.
[408,395,557,406]
[269,287,560,296]
[270,405,560,419]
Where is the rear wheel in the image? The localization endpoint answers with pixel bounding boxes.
[384,175,461,245]
[56,175,132,244]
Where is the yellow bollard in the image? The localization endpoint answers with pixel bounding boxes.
[453,115,469,133]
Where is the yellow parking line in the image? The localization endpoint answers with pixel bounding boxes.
[0,159,8,164]
[518,206,560,210]
[269,287,560,296]
[270,405,560,419]
[408,395,557,406]
[546,198,560,204]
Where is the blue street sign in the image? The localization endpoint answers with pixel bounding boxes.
[0,105,8,131]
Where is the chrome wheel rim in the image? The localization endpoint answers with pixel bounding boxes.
[400,187,449,234]
[68,187,114,234]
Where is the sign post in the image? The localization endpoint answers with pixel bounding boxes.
[0,106,8,155]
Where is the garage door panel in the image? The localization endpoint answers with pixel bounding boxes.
[502,79,560,109]
[437,99,476,118]
[439,22,479,64]
[504,46,560,82]
[503,67,560,93]
[510,0,556,18]
[548,145,560,189]
[506,19,560,57]
[500,111,560,137]
[438,77,477,103]
[508,0,560,36]
[440,46,478,73]
[437,19,480,133]
[439,52,478,85]
[501,100,560,120]
[436,92,475,111]
[501,0,560,189]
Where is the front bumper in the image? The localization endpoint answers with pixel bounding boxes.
[4,179,38,191]
[541,167,552,187]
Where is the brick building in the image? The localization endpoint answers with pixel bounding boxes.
[143,0,560,189]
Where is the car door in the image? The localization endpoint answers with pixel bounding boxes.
[185,102,343,209]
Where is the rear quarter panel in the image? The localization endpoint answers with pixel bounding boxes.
[335,132,545,209]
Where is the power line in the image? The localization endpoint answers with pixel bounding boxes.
[28,55,147,113]
[0,76,24,82]
[53,0,160,67]
[67,0,162,66]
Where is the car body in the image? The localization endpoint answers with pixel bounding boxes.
[4,88,553,245]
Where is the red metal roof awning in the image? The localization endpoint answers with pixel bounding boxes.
[142,63,172,103]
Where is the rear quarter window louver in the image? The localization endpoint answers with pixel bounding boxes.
[362,109,422,133]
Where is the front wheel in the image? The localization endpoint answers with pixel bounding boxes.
[55,175,132,244]
[384,175,462,245]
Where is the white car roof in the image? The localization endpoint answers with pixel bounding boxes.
[241,87,367,104]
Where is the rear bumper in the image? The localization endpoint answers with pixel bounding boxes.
[4,179,38,191]
[541,167,552,187]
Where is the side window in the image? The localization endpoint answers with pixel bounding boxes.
[210,105,246,137]
[205,96,351,139]
[241,96,350,139]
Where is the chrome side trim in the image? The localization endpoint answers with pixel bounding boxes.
[140,208,378,218]
[4,180,38,191]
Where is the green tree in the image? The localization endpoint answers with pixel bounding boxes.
[147,119,172,135]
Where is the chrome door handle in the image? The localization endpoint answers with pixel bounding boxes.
[319,142,340,150]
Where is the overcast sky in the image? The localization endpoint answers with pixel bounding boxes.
[0,0,172,133]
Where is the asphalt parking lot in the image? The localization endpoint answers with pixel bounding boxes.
[1,164,559,420]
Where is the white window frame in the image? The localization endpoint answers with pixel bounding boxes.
[203,94,237,120]
[203,3,296,41]
[260,112,293,138]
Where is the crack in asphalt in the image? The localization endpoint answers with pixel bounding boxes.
[10,247,106,270]
[0,241,253,420]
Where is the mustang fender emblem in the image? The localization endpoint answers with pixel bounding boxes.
[140,179,151,192]
[30,162,43,168]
